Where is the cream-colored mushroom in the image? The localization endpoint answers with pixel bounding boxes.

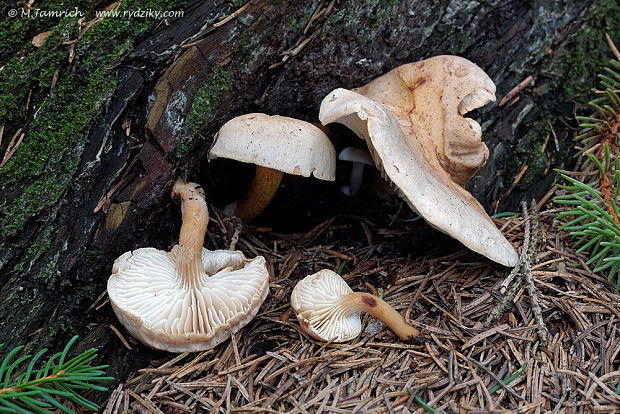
[107,181,270,352]
[338,146,375,196]
[291,269,421,342]
[209,113,336,222]
[319,55,518,267]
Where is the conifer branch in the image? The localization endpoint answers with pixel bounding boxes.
[555,55,620,288]
[0,336,113,414]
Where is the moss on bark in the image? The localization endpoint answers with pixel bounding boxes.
[0,0,187,354]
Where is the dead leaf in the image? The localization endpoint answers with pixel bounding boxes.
[32,31,53,47]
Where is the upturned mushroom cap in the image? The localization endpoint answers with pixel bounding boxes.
[107,181,270,352]
[319,56,518,267]
[352,55,495,186]
[210,113,336,181]
[291,269,361,342]
[108,249,269,352]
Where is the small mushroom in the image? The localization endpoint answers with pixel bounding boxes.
[319,56,518,267]
[338,146,375,196]
[209,113,336,222]
[291,269,421,342]
[107,181,270,352]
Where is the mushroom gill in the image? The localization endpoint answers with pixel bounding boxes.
[107,181,270,352]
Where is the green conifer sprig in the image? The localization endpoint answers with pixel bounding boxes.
[0,336,113,414]
[573,59,620,174]
[555,57,620,287]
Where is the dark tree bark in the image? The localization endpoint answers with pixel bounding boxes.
[0,0,617,382]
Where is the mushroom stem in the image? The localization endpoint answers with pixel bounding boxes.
[234,166,284,222]
[171,181,209,288]
[341,292,420,341]
[349,162,365,196]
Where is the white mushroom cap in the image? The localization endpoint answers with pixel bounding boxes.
[291,269,361,342]
[338,146,374,165]
[210,113,336,181]
[108,248,269,352]
[319,56,518,267]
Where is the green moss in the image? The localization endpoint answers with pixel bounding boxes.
[0,0,188,240]
[550,0,620,101]
[330,0,399,45]
[0,25,77,125]
[177,67,233,158]
[498,0,620,190]
[0,2,190,337]
[0,1,92,65]
[83,248,104,265]
[13,224,55,274]
[77,0,184,72]
[515,121,554,185]
[447,30,472,55]
[288,7,314,31]
[0,0,185,125]
[0,71,115,238]
[361,0,399,44]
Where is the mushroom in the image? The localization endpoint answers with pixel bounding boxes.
[209,113,337,222]
[338,146,375,196]
[319,55,518,267]
[107,181,270,352]
[291,269,420,342]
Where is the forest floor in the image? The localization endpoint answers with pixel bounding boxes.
[100,189,620,413]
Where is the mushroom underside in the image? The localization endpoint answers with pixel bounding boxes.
[108,248,269,352]
[319,88,518,267]
[291,269,362,342]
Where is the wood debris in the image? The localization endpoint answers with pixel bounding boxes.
[107,204,620,412]
[499,76,533,107]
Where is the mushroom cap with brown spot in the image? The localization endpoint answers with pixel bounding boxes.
[352,55,495,186]
[319,56,518,267]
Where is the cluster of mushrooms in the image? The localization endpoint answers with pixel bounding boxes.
[107,55,518,352]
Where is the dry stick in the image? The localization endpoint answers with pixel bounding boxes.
[467,357,523,401]
[498,262,522,295]
[526,200,539,263]
[228,225,241,250]
[525,264,548,345]
[127,390,165,414]
[486,266,523,324]
[487,208,532,324]
[499,75,533,107]
[523,200,549,346]
[381,391,396,414]
[0,130,24,168]
[486,200,549,342]
[606,33,620,61]
[165,380,214,410]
